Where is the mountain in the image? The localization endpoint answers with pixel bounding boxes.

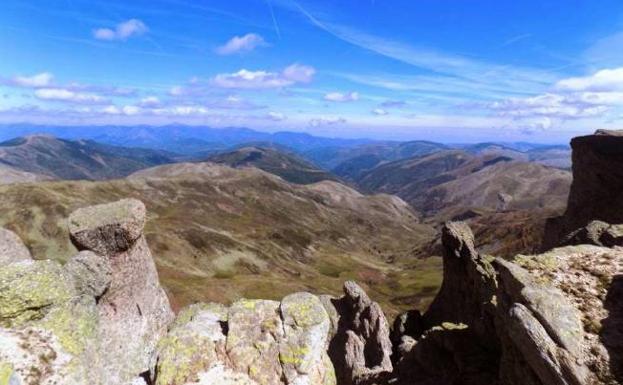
[0,124,373,155]
[0,135,176,180]
[0,162,438,315]
[308,140,448,174]
[354,150,570,217]
[205,146,337,184]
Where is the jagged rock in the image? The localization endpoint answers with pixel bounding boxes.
[562,220,623,247]
[394,221,622,384]
[544,129,623,248]
[64,250,112,298]
[325,281,392,385]
[0,228,31,265]
[68,199,174,384]
[154,294,334,385]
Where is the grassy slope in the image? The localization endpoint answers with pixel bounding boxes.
[0,163,440,317]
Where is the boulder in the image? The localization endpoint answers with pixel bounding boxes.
[154,294,335,385]
[68,199,174,384]
[325,281,392,385]
[0,228,31,266]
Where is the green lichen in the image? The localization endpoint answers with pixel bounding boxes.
[0,362,14,385]
[172,302,227,329]
[0,260,75,328]
[280,345,310,365]
[38,296,98,356]
[155,332,217,385]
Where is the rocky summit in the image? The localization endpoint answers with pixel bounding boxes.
[1,130,623,385]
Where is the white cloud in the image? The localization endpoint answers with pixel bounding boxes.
[7,72,54,88]
[556,67,623,92]
[211,64,315,89]
[309,116,346,127]
[487,93,609,120]
[139,96,161,107]
[216,33,266,55]
[372,108,388,115]
[324,91,359,102]
[93,19,148,41]
[35,88,108,104]
[267,111,286,121]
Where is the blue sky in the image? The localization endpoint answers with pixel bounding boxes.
[1,0,623,142]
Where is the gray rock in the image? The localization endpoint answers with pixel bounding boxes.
[64,250,112,298]
[0,228,31,266]
[327,281,392,385]
[68,199,174,384]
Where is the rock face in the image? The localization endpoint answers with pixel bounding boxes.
[0,199,174,385]
[323,281,393,385]
[393,222,623,384]
[153,294,335,385]
[68,198,174,383]
[544,129,623,248]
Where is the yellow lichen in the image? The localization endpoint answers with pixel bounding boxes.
[0,362,13,385]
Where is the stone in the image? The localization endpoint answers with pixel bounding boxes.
[64,250,112,298]
[0,228,31,266]
[68,198,146,255]
[68,199,174,384]
[0,260,75,328]
[327,281,392,385]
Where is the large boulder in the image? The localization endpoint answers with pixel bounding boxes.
[68,199,174,383]
[154,294,335,385]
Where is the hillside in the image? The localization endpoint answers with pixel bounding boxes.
[206,146,337,184]
[0,162,439,315]
[0,163,53,185]
[0,135,176,180]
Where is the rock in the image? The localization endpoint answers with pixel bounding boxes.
[280,292,333,385]
[326,281,392,385]
[69,198,146,255]
[0,260,75,328]
[64,250,112,298]
[0,228,31,266]
[68,199,174,384]
[154,294,335,385]
[562,220,623,247]
[544,130,623,248]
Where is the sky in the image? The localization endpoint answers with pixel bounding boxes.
[1,0,623,142]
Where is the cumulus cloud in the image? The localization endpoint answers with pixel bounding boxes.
[556,67,623,92]
[211,64,315,89]
[309,116,346,127]
[35,88,108,104]
[93,19,148,41]
[324,91,359,102]
[216,33,266,55]
[4,72,54,88]
[372,108,388,115]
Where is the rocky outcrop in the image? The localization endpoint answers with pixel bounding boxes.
[0,199,174,385]
[393,222,623,384]
[68,198,174,383]
[153,294,335,385]
[323,281,393,385]
[544,129,623,248]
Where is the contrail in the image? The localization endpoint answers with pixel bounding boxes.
[266,0,281,40]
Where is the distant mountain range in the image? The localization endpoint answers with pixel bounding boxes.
[0,135,175,180]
